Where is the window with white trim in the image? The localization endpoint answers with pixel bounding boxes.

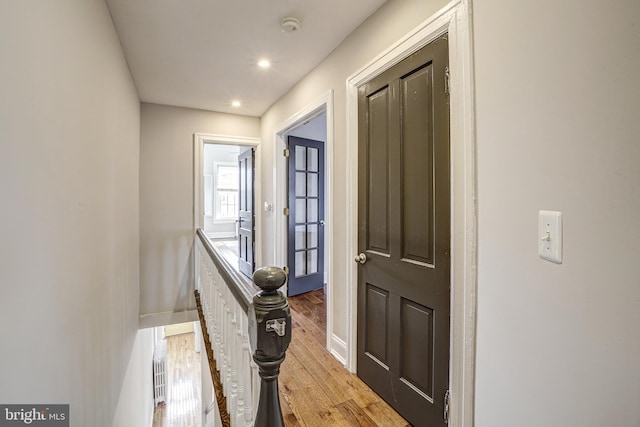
[214,163,239,221]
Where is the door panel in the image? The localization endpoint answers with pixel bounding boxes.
[238,148,254,278]
[287,136,325,296]
[402,65,435,265]
[366,87,391,255]
[401,299,434,398]
[357,35,450,427]
[364,283,390,367]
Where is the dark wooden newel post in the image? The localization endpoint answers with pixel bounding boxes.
[248,266,291,427]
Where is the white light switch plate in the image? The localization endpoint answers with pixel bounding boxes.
[538,211,563,264]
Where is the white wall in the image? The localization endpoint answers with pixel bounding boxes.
[112,328,154,427]
[260,0,449,346]
[139,103,260,319]
[473,0,640,425]
[0,1,141,425]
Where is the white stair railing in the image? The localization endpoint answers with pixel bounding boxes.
[195,230,260,427]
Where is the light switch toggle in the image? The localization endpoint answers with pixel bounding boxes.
[538,211,563,264]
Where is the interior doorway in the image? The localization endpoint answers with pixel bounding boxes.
[202,143,255,277]
[344,4,477,425]
[274,91,337,356]
[356,35,450,427]
[193,133,261,274]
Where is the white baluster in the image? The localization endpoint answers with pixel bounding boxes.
[233,306,243,425]
[236,303,245,424]
[221,285,229,403]
[221,284,229,400]
[224,290,233,413]
[238,310,254,426]
[208,267,216,339]
[251,357,260,422]
[216,283,223,398]
[228,301,239,419]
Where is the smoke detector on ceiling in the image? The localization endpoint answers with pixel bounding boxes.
[281,17,300,34]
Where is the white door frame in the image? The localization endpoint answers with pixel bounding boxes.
[273,90,336,354]
[345,1,476,426]
[193,133,263,266]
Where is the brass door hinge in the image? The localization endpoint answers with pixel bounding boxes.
[445,66,450,95]
[283,148,290,157]
[444,389,451,424]
[284,207,290,216]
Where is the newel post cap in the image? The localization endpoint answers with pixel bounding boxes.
[253,266,287,293]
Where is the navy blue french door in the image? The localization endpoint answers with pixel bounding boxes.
[287,136,325,296]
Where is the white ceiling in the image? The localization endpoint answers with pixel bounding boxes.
[105,0,387,117]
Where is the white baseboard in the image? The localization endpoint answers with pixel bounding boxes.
[139,310,199,329]
[329,333,348,367]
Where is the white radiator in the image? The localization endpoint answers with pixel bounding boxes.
[153,340,167,406]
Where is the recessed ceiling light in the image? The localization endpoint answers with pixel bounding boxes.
[258,59,271,68]
[231,100,241,107]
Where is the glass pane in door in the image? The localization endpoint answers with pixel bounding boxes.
[295,225,306,249]
[307,173,318,197]
[307,199,318,223]
[295,199,306,224]
[295,172,306,197]
[307,148,319,172]
[295,252,305,277]
[307,249,318,274]
[307,224,318,248]
[295,146,307,170]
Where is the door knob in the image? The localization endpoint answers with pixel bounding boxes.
[354,253,367,264]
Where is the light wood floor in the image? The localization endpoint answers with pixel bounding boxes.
[153,332,202,427]
[281,289,410,427]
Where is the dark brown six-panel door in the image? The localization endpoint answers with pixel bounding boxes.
[357,35,450,427]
